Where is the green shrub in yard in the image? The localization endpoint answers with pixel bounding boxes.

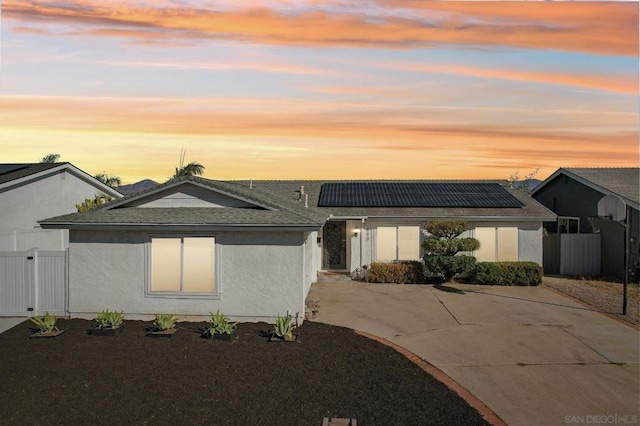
[367,262,410,284]
[422,220,479,282]
[472,262,543,286]
[402,261,426,284]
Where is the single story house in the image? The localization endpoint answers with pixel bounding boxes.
[0,162,123,250]
[40,177,555,322]
[532,167,639,281]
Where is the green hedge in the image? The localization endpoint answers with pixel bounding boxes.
[366,261,425,284]
[471,262,543,286]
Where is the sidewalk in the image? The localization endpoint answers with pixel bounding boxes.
[308,282,640,426]
[0,317,26,334]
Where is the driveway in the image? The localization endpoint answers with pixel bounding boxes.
[307,282,640,426]
[0,317,25,334]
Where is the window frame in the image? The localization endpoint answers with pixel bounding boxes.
[374,224,422,262]
[473,226,519,262]
[146,235,221,299]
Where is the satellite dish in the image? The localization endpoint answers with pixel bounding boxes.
[597,194,627,221]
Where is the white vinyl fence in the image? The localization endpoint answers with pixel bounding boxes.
[0,249,67,317]
[0,229,68,251]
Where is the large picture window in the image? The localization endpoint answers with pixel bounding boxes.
[474,227,518,262]
[150,237,216,295]
[376,226,420,261]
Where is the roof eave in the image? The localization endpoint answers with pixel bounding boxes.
[532,168,639,210]
[0,163,123,197]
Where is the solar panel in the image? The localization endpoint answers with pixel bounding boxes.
[317,183,524,208]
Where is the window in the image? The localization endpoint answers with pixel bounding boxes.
[150,237,216,295]
[558,217,580,234]
[474,227,518,262]
[376,226,420,261]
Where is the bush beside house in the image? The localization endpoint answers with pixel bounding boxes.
[472,262,543,286]
[366,261,425,284]
[422,220,479,282]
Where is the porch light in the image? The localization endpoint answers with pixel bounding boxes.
[353,229,360,237]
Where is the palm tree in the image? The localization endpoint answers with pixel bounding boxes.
[171,148,205,179]
[94,172,122,188]
[40,153,60,163]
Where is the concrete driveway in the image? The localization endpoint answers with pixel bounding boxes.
[308,282,640,426]
[0,317,25,334]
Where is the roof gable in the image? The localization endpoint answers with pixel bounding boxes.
[104,177,278,211]
[0,163,123,198]
[532,168,639,208]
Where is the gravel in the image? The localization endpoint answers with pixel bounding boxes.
[543,275,640,325]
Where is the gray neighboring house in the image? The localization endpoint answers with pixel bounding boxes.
[40,177,555,322]
[0,163,123,250]
[532,168,639,281]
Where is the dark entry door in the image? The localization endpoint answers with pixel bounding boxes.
[323,221,347,270]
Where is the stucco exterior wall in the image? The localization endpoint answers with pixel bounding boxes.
[0,170,111,233]
[303,231,318,297]
[343,219,544,271]
[68,229,307,323]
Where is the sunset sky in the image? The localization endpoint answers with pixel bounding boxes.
[1,0,638,184]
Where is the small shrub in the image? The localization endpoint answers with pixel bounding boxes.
[472,262,543,286]
[423,255,476,282]
[153,313,178,331]
[273,314,296,340]
[402,261,426,284]
[95,309,125,329]
[29,312,59,333]
[367,262,410,284]
[207,310,238,336]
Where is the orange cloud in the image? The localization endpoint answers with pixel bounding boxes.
[3,0,637,56]
[1,94,636,154]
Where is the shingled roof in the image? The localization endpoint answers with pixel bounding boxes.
[40,177,556,228]
[532,168,639,208]
[0,163,67,185]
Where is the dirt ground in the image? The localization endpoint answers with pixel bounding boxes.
[543,275,640,325]
[0,320,488,425]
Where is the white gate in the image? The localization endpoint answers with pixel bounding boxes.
[0,249,67,317]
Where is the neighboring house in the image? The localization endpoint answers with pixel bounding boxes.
[0,163,123,250]
[532,168,639,281]
[39,177,555,322]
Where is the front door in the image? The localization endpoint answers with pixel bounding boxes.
[323,221,347,270]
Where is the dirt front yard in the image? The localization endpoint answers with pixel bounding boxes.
[0,319,488,425]
[543,275,640,325]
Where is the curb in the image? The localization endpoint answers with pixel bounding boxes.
[544,286,640,331]
[354,329,507,426]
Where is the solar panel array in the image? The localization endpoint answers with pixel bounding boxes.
[318,182,524,208]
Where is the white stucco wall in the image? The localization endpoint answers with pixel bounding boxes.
[303,231,317,297]
[343,219,544,271]
[0,170,112,233]
[67,229,307,323]
[470,221,543,265]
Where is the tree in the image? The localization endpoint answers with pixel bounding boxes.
[508,168,539,194]
[422,220,480,282]
[94,172,122,188]
[40,153,60,163]
[76,195,112,212]
[171,148,205,179]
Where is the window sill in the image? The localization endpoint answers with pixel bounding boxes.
[146,292,221,300]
